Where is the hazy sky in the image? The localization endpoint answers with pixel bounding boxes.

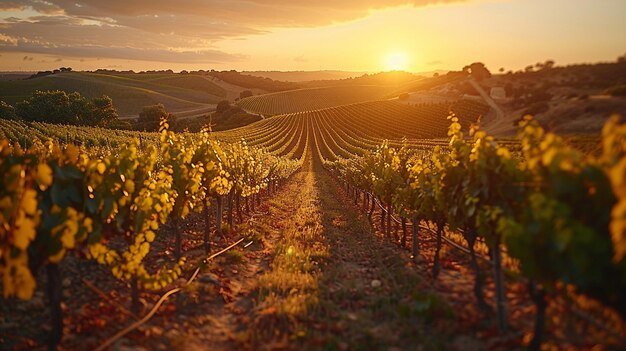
[0,0,625,72]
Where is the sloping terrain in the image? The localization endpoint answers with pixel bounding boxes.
[0,72,227,117]
[235,85,391,116]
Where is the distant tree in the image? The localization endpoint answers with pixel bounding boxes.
[433,72,440,77]
[525,65,535,73]
[16,90,73,123]
[216,100,231,113]
[543,60,555,70]
[136,103,176,131]
[499,67,505,73]
[27,70,54,79]
[239,90,253,99]
[0,101,18,120]
[464,62,491,81]
[89,96,118,126]
[107,119,133,130]
[15,90,119,126]
[618,53,626,63]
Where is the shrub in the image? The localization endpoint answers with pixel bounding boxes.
[216,100,231,113]
[135,104,177,131]
[14,90,118,126]
[0,101,18,120]
[240,90,253,99]
[606,84,626,97]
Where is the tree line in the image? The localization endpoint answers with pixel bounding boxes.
[0,90,121,127]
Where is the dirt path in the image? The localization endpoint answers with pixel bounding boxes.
[304,162,461,350]
[183,152,481,350]
[468,77,504,122]
[120,151,485,351]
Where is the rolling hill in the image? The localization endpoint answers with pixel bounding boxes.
[235,85,391,116]
[243,70,368,82]
[219,99,490,160]
[0,72,229,117]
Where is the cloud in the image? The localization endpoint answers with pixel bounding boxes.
[46,0,465,28]
[19,15,85,25]
[3,16,23,23]
[2,39,244,63]
[8,0,466,31]
[0,0,468,65]
[26,0,64,15]
[0,2,26,11]
[0,33,18,45]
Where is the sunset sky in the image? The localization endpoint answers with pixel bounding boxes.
[0,0,625,73]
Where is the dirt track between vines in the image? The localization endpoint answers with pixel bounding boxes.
[135,152,489,351]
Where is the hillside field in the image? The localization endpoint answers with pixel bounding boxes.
[0,72,230,117]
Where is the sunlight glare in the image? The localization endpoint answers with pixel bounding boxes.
[384,52,409,71]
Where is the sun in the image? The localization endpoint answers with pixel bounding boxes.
[384,52,409,71]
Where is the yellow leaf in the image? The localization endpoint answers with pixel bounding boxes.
[96,162,106,175]
[610,200,626,261]
[125,180,135,194]
[14,214,36,250]
[49,248,66,263]
[60,226,76,249]
[83,217,93,233]
[36,163,53,188]
[21,189,37,216]
[15,265,36,300]
[139,242,150,257]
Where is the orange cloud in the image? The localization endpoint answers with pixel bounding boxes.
[0,2,26,11]
[51,0,465,27]
[0,0,467,65]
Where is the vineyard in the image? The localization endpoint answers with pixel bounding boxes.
[0,118,160,149]
[0,72,227,116]
[1,92,625,350]
[324,115,626,348]
[219,99,489,157]
[0,119,302,350]
[235,85,390,115]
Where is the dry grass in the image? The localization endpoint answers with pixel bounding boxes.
[246,160,330,347]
